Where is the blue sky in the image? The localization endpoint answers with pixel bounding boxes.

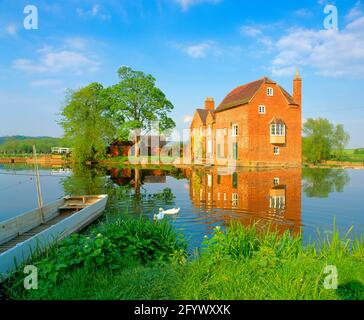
[0,0,363,147]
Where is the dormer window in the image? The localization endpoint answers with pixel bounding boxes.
[267,87,274,96]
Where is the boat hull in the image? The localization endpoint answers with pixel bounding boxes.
[0,195,108,280]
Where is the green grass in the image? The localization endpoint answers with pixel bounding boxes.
[2,221,364,300]
[331,149,364,163]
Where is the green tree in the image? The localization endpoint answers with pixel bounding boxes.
[106,66,175,155]
[302,118,350,163]
[60,83,115,162]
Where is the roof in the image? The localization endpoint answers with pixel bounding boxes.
[195,109,215,125]
[215,77,298,113]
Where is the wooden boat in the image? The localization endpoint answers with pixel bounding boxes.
[0,195,108,280]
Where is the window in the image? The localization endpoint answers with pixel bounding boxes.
[224,128,228,136]
[232,193,239,206]
[232,124,238,137]
[217,144,221,159]
[258,105,266,114]
[270,124,286,136]
[270,196,286,210]
[223,193,227,201]
[273,178,280,186]
[217,175,221,185]
[274,147,280,155]
[207,175,212,188]
[267,87,274,96]
[232,173,238,189]
[208,192,211,201]
[217,193,221,201]
[233,143,238,160]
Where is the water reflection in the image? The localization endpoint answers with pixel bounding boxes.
[0,164,357,246]
[185,167,302,236]
[302,168,350,198]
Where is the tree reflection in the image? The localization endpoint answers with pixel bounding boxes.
[302,168,350,198]
[61,164,114,196]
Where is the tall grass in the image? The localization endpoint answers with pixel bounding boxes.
[2,220,364,300]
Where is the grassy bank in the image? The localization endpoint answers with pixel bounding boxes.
[2,220,364,300]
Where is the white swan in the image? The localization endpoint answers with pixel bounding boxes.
[153,208,180,221]
[153,210,165,221]
[160,208,180,215]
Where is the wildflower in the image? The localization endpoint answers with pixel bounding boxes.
[97,233,102,238]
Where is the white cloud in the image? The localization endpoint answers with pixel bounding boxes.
[269,15,364,77]
[183,115,193,123]
[240,26,263,37]
[29,79,63,87]
[174,0,221,11]
[5,24,17,36]
[64,37,89,50]
[13,45,100,74]
[184,42,214,58]
[294,8,313,17]
[77,4,111,20]
[346,1,363,21]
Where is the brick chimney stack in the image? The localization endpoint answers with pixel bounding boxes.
[293,68,302,107]
[205,97,215,111]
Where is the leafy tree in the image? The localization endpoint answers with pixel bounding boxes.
[106,66,175,155]
[60,83,115,162]
[302,118,350,163]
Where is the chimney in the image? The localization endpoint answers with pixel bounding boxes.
[293,68,302,106]
[205,97,215,111]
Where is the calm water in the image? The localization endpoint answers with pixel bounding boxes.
[1,164,363,248]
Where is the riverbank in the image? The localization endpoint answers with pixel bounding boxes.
[0,155,67,165]
[2,218,364,300]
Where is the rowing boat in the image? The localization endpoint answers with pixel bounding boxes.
[0,195,108,280]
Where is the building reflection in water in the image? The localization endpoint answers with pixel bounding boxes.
[108,166,302,237]
[186,167,302,236]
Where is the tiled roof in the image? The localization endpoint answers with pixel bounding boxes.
[196,109,215,125]
[215,77,298,113]
[278,85,299,106]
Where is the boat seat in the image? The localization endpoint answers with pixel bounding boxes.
[59,204,88,211]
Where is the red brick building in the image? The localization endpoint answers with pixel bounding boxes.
[190,72,302,167]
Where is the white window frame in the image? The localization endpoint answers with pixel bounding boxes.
[274,147,280,155]
[267,87,274,96]
[273,177,280,186]
[232,193,238,206]
[270,196,286,210]
[258,105,266,114]
[270,124,286,136]
[224,128,228,136]
[232,124,238,137]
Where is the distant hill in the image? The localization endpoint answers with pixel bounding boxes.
[0,136,56,145]
[0,136,65,154]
